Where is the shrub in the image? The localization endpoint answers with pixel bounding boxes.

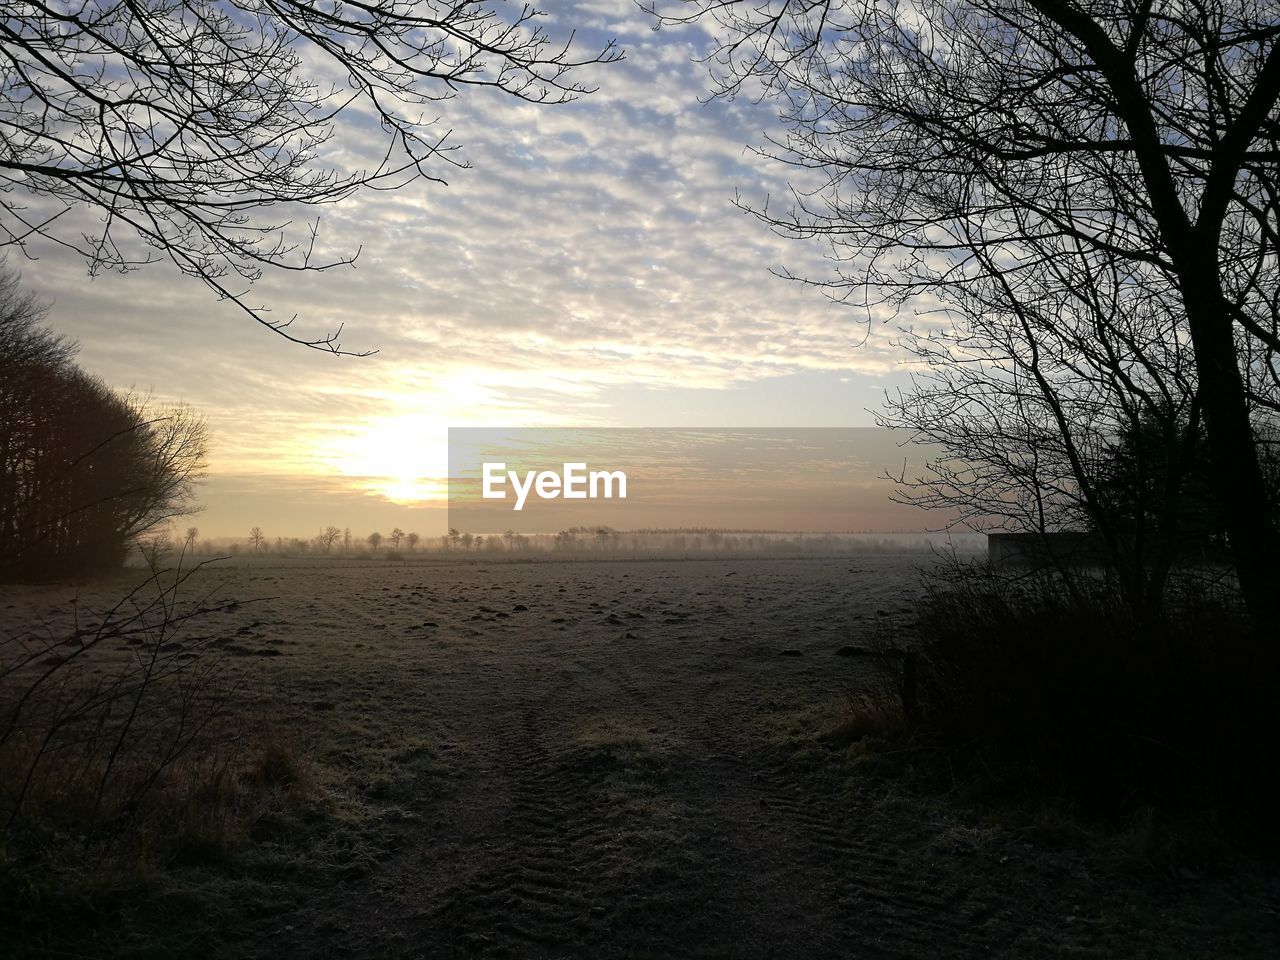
[873,564,1279,829]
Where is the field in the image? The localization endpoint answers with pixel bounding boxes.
[3,555,1278,958]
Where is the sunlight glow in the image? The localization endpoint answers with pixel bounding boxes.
[324,414,449,504]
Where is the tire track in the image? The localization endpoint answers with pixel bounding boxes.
[590,646,1069,958]
[424,662,678,958]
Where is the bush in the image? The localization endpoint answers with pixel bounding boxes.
[875,565,1280,829]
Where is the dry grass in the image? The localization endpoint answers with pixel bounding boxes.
[0,563,323,955]
[818,693,905,748]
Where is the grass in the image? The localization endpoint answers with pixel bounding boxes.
[0,733,327,960]
[0,563,334,957]
[7,555,1277,956]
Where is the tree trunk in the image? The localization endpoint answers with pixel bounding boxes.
[1180,269,1280,622]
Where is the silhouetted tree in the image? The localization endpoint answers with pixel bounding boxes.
[406,531,420,553]
[390,528,405,550]
[0,268,207,580]
[1,2,619,350]
[0,266,72,573]
[248,527,265,554]
[1092,407,1280,571]
[663,0,1280,618]
[367,531,383,552]
[319,525,342,554]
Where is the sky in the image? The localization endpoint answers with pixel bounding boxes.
[9,0,924,540]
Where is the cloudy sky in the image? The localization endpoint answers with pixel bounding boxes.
[11,0,918,539]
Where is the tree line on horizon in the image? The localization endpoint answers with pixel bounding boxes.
[198,525,953,559]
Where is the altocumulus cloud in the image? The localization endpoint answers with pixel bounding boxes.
[12,0,908,528]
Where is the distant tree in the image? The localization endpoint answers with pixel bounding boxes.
[504,529,517,549]
[139,530,171,570]
[473,535,485,550]
[460,532,474,550]
[184,527,199,553]
[406,531,420,553]
[390,527,405,550]
[367,531,383,552]
[448,528,461,549]
[1,3,619,350]
[342,528,352,554]
[248,527,265,554]
[319,525,342,554]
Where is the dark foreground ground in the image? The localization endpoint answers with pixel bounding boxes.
[4,555,1279,958]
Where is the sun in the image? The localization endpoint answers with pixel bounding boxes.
[325,414,448,504]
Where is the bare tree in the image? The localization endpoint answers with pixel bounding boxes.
[879,234,1209,612]
[1,270,206,580]
[318,525,341,555]
[0,264,72,572]
[342,527,352,555]
[1,3,620,351]
[389,527,405,550]
[118,398,207,543]
[184,527,199,553]
[406,531,420,553]
[366,531,383,553]
[248,527,265,554]
[662,0,1280,618]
